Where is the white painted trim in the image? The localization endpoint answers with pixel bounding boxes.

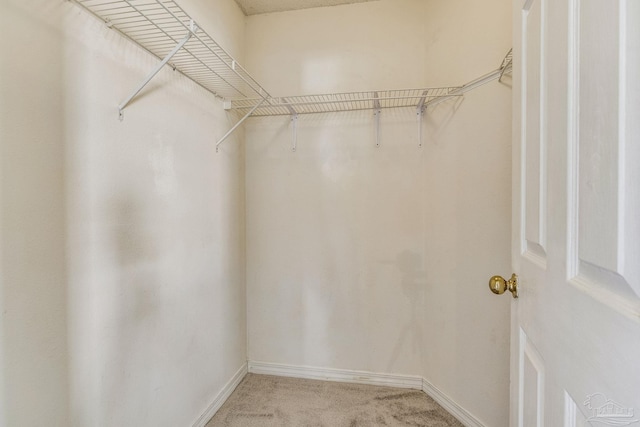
[248,360,423,390]
[192,362,248,427]
[421,377,487,427]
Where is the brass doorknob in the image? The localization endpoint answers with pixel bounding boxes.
[489,273,518,298]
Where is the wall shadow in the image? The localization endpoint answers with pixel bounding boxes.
[386,250,426,373]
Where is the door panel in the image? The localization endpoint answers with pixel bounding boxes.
[512,0,640,426]
[520,329,545,427]
[522,0,547,264]
[567,0,640,314]
[575,0,620,274]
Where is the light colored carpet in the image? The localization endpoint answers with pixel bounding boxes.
[206,374,465,426]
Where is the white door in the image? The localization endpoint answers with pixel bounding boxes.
[509,0,640,426]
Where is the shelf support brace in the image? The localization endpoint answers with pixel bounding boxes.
[373,92,381,148]
[216,97,267,152]
[498,48,513,82]
[281,98,299,152]
[417,90,428,148]
[291,114,298,152]
[118,21,197,121]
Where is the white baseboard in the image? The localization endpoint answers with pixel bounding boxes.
[422,377,486,427]
[248,360,423,390]
[192,362,248,427]
[249,361,422,390]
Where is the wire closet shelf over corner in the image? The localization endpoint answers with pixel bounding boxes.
[70,0,512,149]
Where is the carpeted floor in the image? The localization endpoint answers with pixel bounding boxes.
[206,374,464,426]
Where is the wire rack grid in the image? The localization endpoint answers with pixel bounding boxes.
[229,87,463,117]
[72,0,270,101]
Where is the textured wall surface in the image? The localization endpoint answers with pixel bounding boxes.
[0,1,247,425]
[244,1,512,426]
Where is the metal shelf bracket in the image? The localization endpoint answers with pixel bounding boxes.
[499,49,513,82]
[118,20,198,121]
[417,90,428,147]
[216,97,268,152]
[417,106,426,148]
[373,92,381,148]
[280,97,299,152]
[291,114,298,152]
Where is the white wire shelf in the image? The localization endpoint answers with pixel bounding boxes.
[71,0,270,101]
[227,48,513,118]
[217,49,513,150]
[228,87,463,117]
[69,0,512,151]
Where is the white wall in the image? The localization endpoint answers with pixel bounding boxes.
[244,1,512,426]
[0,1,247,426]
[1,0,513,425]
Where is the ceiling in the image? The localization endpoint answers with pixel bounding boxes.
[233,0,381,16]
